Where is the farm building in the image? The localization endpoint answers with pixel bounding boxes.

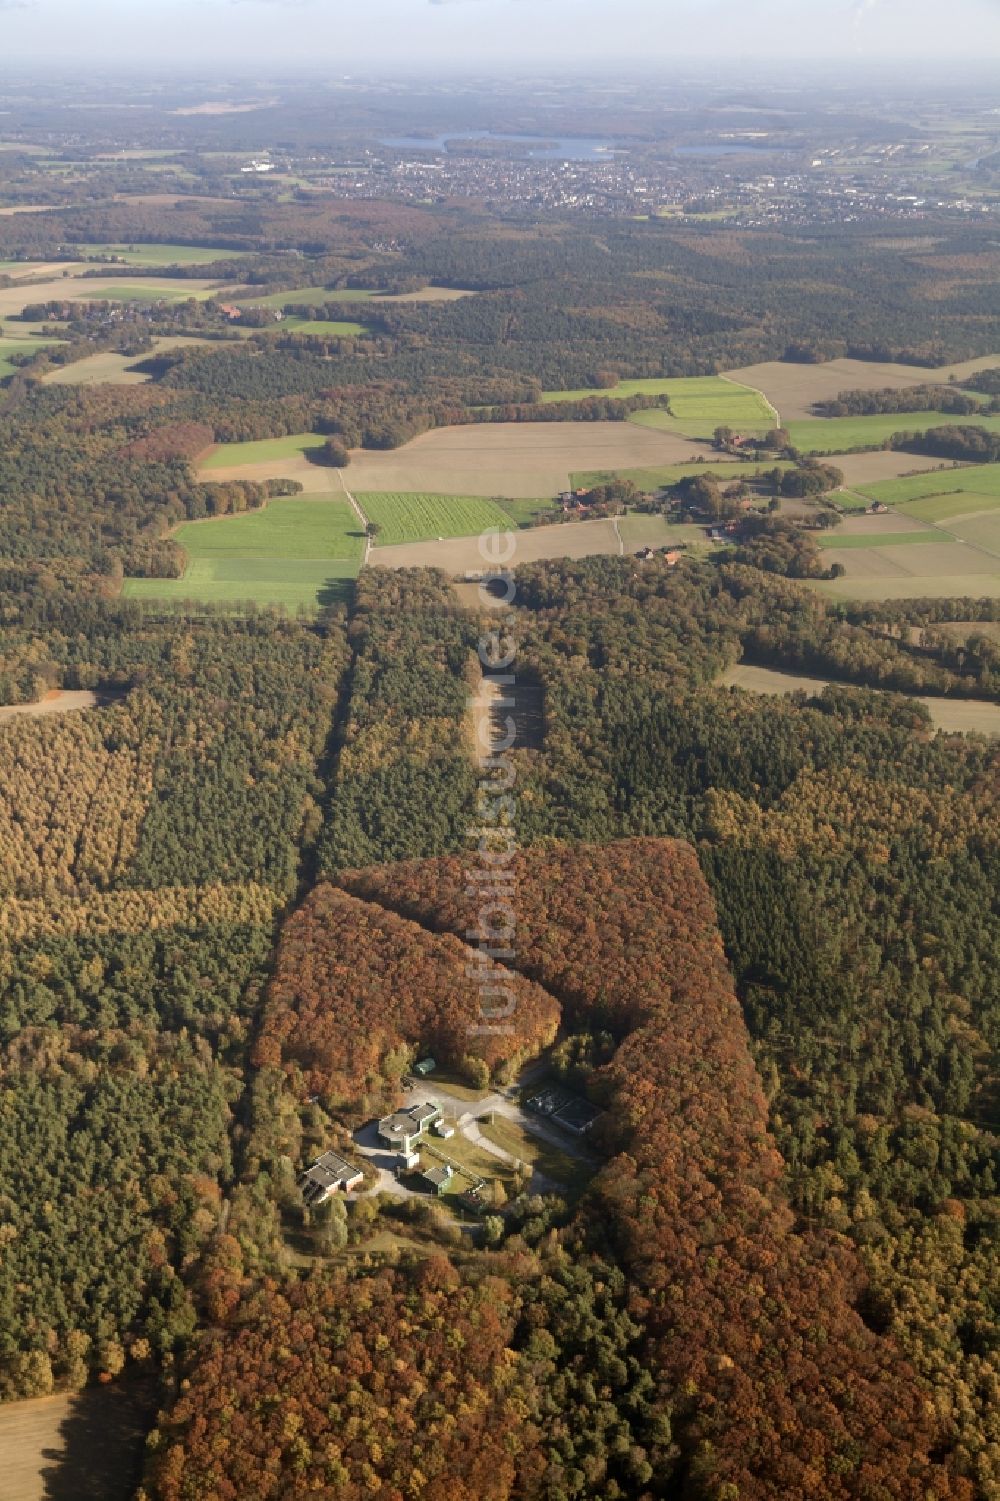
[299,1150,364,1204]
[378,1100,442,1154]
[434,1121,455,1140]
[423,1163,454,1196]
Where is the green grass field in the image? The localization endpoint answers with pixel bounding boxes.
[0,334,62,376]
[123,498,364,609]
[200,433,326,470]
[787,411,1000,455]
[854,463,1000,509]
[75,243,249,266]
[74,283,217,304]
[241,286,372,309]
[894,490,1000,523]
[358,492,516,546]
[816,531,944,549]
[494,496,559,527]
[542,376,775,439]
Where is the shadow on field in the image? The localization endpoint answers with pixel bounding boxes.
[41,1380,159,1501]
[317,577,357,608]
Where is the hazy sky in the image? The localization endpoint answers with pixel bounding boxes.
[3,0,1000,68]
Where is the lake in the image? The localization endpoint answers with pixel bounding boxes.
[380,132,617,162]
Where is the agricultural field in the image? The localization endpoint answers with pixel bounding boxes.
[346,422,719,497]
[787,409,1000,455]
[0,1383,158,1501]
[723,354,1000,423]
[371,517,625,572]
[277,317,368,336]
[830,451,961,487]
[946,512,1000,553]
[356,492,516,546]
[199,432,326,470]
[895,490,1000,523]
[853,462,1000,509]
[240,284,473,310]
[371,512,715,573]
[0,274,225,319]
[816,530,942,549]
[123,497,364,609]
[43,336,216,386]
[73,282,220,304]
[73,242,250,266]
[818,538,1000,599]
[541,375,776,438]
[720,663,1000,736]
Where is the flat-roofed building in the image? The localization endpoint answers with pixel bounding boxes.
[299,1150,364,1204]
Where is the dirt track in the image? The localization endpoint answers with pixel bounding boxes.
[0,690,98,722]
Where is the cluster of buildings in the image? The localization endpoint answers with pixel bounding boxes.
[272,141,1000,226]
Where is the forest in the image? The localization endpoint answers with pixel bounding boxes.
[0,176,998,1501]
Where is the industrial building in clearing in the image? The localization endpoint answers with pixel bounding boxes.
[377,1100,442,1155]
[299,1150,364,1204]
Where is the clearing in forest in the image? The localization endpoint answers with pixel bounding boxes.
[123,497,364,609]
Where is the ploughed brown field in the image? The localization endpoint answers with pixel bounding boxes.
[832,451,968,486]
[0,1383,157,1501]
[345,422,725,497]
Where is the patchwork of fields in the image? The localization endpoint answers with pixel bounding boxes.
[124,497,364,608]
